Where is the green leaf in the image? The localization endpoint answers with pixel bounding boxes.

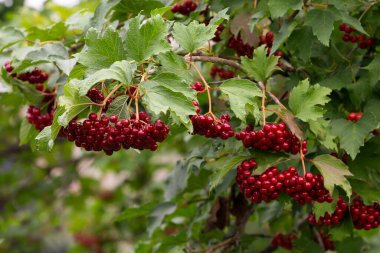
[313,195,338,219]
[172,21,217,53]
[78,60,137,96]
[309,119,337,151]
[241,45,280,82]
[319,68,352,90]
[157,52,193,83]
[140,81,195,127]
[58,82,93,126]
[305,8,337,46]
[312,154,352,196]
[219,78,261,121]
[248,11,265,31]
[330,217,353,241]
[115,0,165,15]
[115,202,157,222]
[350,179,380,205]
[331,113,378,159]
[105,95,130,119]
[289,79,331,122]
[0,27,24,53]
[363,55,380,86]
[271,21,298,53]
[287,27,313,62]
[65,10,92,31]
[90,0,121,29]
[208,155,248,191]
[249,150,288,175]
[34,126,55,152]
[125,15,170,62]
[147,202,176,236]
[19,118,38,146]
[152,72,195,100]
[267,0,302,19]
[209,8,229,25]
[77,27,126,71]
[26,22,67,41]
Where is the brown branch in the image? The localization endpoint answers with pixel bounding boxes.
[185,55,243,70]
[205,205,254,253]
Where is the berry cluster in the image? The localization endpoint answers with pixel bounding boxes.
[316,231,335,251]
[271,232,297,250]
[87,87,112,111]
[192,100,201,114]
[350,196,380,230]
[307,197,348,226]
[347,112,363,122]
[259,31,274,54]
[235,122,308,155]
[26,105,55,131]
[190,81,204,92]
[65,112,169,155]
[190,113,234,139]
[236,160,332,205]
[339,23,375,49]
[210,65,235,80]
[4,62,49,84]
[227,33,253,57]
[171,0,197,16]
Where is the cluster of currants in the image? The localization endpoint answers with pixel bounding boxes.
[259,31,274,54]
[87,87,112,111]
[210,65,235,80]
[227,33,254,57]
[4,61,49,84]
[235,160,332,205]
[235,122,308,155]
[65,112,169,155]
[190,113,234,140]
[271,232,297,250]
[171,0,197,16]
[339,23,375,49]
[350,196,380,230]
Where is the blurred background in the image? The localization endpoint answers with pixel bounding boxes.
[0,1,195,252]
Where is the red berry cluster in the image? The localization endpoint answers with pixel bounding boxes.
[190,81,204,92]
[339,23,375,49]
[171,0,197,16]
[271,232,297,250]
[315,231,335,251]
[347,112,363,122]
[235,123,308,155]
[259,31,274,54]
[4,62,49,84]
[307,197,348,226]
[87,87,112,111]
[192,100,201,114]
[190,113,234,139]
[227,33,254,57]
[26,105,55,131]
[350,196,380,230]
[65,112,169,155]
[210,65,235,80]
[236,160,332,205]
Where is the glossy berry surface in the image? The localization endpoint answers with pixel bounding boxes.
[347,112,363,122]
[190,81,204,92]
[235,122,308,155]
[190,113,234,139]
[350,196,380,230]
[27,105,54,131]
[87,87,112,111]
[210,65,235,80]
[307,196,348,226]
[4,62,49,84]
[339,23,375,49]
[171,0,197,16]
[227,33,253,57]
[65,112,169,155]
[271,232,297,250]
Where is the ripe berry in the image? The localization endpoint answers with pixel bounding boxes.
[235,122,307,155]
[271,233,297,250]
[171,0,197,16]
[210,65,235,80]
[227,33,253,57]
[190,113,234,139]
[347,112,363,122]
[191,81,204,91]
[350,196,380,230]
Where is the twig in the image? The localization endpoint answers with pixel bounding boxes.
[205,205,254,253]
[260,82,267,125]
[312,228,325,250]
[359,1,379,21]
[185,55,243,70]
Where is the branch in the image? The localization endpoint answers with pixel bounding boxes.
[185,55,243,70]
[205,205,254,253]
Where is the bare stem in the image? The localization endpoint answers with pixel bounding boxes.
[300,146,306,176]
[186,55,243,70]
[359,1,378,21]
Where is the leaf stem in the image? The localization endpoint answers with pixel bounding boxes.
[261,83,266,125]
[359,1,378,21]
[300,146,306,176]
